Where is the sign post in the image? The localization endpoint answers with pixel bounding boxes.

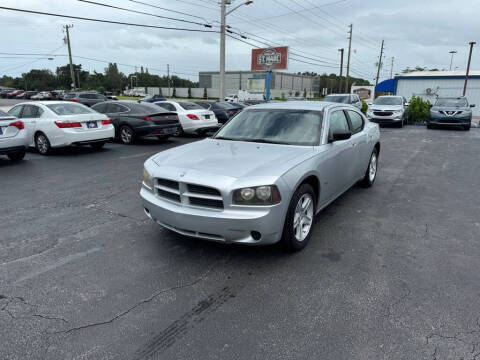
[251,46,288,102]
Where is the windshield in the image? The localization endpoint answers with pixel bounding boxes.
[213,102,233,109]
[63,93,76,99]
[325,95,349,104]
[374,97,403,105]
[47,103,95,115]
[214,109,323,146]
[435,98,468,107]
[178,102,203,110]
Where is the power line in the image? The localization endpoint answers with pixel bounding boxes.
[0,6,219,33]
[125,0,211,22]
[77,0,212,27]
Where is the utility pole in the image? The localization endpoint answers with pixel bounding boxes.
[375,40,384,86]
[345,24,353,93]
[449,50,457,71]
[390,56,394,79]
[219,0,228,101]
[338,48,344,93]
[463,42,476,96]
[64,24,76,90]
[167,64,171,97]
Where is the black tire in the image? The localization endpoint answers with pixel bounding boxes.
[35,132,52,155]
[427,123,433,129]
[119,125,134,145]
[7,150,25,161]
[157,135,170,141]
[281,183,316,252]
[463,124,471,131]
[90,142,105,150]
[359,148,378,188]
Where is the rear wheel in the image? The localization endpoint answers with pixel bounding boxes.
[281,183,316,252]
[90,142,105,150]
[359,148,378,188]
[35,133,51,155]
[427,123,433,129]
[7,150,25,161]
[119,125,134,144]
[463,124,471,131]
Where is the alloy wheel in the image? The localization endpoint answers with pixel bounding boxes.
[369,153,377,182]
[37,135,48,154]
[293,194,314,241]
[120,127,133,144]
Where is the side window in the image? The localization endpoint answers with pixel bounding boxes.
[21,105,39,118]
[157,103,176,112]
[79,94,88,99]
[92,103,107,113]
[37,107,44,117]
[347,110,364,134]
[8,105,23,118]
[328,110,350,138]
[109,104,129,113]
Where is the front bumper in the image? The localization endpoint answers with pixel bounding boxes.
[367,114,403,124]
[140,187,285,245]
[428,113,471,126]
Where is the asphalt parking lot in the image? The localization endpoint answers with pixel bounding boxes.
[1,126,480,359]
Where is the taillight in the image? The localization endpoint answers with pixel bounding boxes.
[71,98,78,102]
[54,121,82,128]
[101,119,112,125]
[142,116,153,122]
[9,121,24,130]
[186,114,199,120]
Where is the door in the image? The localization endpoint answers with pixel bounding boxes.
[18,104,43,145]
[320,109,355,203]
[346,109,369,181]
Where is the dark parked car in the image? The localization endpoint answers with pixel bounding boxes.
[91,101,181,144]
[140,94,167,103]
[428,96,475,131]
[7,90,24,99]
[1,89,14,98]
[229,102,247,108]
[66,92,107,107]
[194,101,242,124]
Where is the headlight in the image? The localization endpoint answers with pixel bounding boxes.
[367,109,373,114]
[233,185,281,205]
[143,167,152,189]
[430,110,440,114]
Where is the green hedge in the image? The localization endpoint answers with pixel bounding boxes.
[408,95,430,123]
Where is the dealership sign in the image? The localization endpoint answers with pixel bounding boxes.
[251,46,288,71]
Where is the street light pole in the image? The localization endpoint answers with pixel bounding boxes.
[463,42,476,96]
[449,50,457,71]
[219,0,253,101]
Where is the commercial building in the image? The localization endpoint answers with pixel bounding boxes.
[198,70,316,98]
[383,71,480,116]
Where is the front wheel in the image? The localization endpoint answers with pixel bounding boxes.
[463,124,471,131]
[7,150,25,161]
[359,148,378,188]
[35,133,52,155]
[119,125,134,144]
[281,183,316,252]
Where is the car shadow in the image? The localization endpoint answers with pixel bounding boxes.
[27,145,112,157]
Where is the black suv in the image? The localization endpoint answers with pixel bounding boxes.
[428,96,475,131]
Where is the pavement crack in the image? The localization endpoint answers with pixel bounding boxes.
[33,313,69,324]
[52,264,216,335]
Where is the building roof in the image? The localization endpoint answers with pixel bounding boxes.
[396,70,480,78]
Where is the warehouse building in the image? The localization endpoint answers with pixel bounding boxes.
[198,70,316,97]
[390,71,480,116]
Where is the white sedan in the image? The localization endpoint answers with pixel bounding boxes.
[154,101,219,135]
[7,101,114,155]
[0,109,28,161]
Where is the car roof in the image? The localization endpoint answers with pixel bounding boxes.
[326,94,351,96]
[247,101,345,111]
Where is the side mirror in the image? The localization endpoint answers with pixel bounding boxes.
[470,104,475,107]
[367,102,372,106]
[329,129,352,143]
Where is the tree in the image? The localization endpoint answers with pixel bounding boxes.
[56,64,88,89]
[104,63,126,93]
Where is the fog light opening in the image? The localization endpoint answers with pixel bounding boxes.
[251,231,262,241]
[144,208,151,218]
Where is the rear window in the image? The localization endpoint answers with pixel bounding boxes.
[0,110,9,117]
[178,102,203,110]
[212,102,232,109]
[47,103,95,115]
[325,95,350,104]
[130,103,167,113]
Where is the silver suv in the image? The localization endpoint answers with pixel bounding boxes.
[366,95,408,127]
[324,94,362,110]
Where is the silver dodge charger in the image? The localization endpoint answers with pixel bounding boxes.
[140,101,380,251]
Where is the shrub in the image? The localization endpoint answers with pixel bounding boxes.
[97,86,105,94]
[295,91,300,97]
[361,100,368,114]
[408,95,430,123]
[281,93,286,101]
[303,88,307,98]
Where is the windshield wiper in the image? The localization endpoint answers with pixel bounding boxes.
[238,138,291,145]
[214,136,235,141]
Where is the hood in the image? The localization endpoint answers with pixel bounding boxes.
[431,106,470,112]
[151,138,315,179]
[370,104,403,111]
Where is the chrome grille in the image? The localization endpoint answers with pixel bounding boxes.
[373,111,393,116]
[154,178,223,210]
